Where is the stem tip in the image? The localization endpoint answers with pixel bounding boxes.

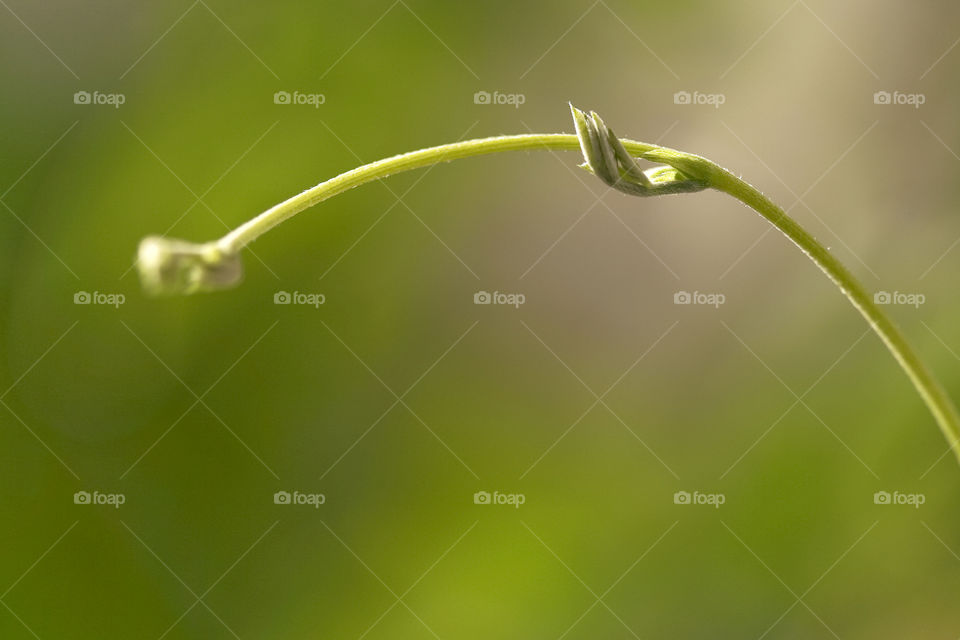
[137,236,243,296]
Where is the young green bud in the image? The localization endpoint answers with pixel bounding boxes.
[569,104,707,197]
[137,236,243,296]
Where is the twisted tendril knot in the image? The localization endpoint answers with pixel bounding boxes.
[569,104,709,197]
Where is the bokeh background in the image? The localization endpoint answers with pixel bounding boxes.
[2,0,960,637]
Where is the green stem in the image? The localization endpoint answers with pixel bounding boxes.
[137,124,960,465]
[217,134,656,252]
[711,168,960,463]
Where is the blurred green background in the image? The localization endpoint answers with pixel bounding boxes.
[2,0,960,637]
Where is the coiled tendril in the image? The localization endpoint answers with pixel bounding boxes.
[569,105,709,197]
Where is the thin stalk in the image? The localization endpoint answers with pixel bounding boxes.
[136,108,960,464]
[710,169,960,464]
[217,134,655,252]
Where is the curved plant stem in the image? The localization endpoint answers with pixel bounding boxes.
[137,108,960,464]
[216,134,655,252]
[710,168,960,465]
